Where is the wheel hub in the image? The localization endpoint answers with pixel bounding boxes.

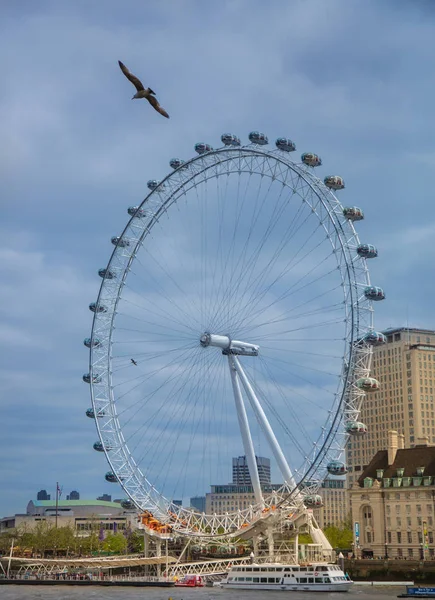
[200,332,259,356]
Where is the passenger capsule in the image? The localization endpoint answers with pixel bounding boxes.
[364,286,385,301]
[105,471,118,483]
[327,461,348,476]
[128,206,147,218]
[121,499,135,509]
[301,152,322,167]
[147,179,165,191]
[195,143,213,154]
[169,158,186,169]
[303,495,323,508]
[221,133,241,147]
[357,244,378,259]
[86,408,105,419]
[343,207,364,221]
[83,337,101,348]
[275,137,296,152]
[111,236,130,248]
[83,373,102,384]
[98,268,115,280]
[357,377,380,392]
[346,421,368,436]
[324,175,345,190]
[93,441,104,452]
[248,131,268,145]
[89,302,107,313]
[363,331,387,346]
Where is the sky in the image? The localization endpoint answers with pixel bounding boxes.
[2,0,435,518]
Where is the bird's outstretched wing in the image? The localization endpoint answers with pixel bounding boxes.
[147,94,170,118]
[118,61,145,92]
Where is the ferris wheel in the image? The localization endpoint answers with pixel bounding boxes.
[84,131,385,538]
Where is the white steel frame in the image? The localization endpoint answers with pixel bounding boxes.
[87,138,376,537]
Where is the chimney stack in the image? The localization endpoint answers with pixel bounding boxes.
[388,430,399,465]
[398,433,405,450]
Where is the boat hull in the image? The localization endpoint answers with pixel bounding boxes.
[222,581,353,592]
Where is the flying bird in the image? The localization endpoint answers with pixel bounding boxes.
[118,61,169,119]
[131,358,138,366]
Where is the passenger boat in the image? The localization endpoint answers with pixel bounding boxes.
[221,562,353,592]
[174,575,205,587]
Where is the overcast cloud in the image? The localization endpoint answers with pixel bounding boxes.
[2,0,435,517]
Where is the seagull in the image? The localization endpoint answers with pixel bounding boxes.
[118,61,169,119]
[131,358,138,366]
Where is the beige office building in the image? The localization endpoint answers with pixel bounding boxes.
[313,479,349,529]
[350,430,435,559]
[347,327,435,487]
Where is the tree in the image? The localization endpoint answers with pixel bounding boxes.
[0,531,16,554]
[324,524,353,550]
[298,532,313,544]
[102,533,128,554]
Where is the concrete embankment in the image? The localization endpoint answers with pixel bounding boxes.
[345,558,435,583]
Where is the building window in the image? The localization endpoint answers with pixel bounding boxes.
[408,532,412,544]
[397,532,402,544]
[408,548,413,557]
[387,532,392,543]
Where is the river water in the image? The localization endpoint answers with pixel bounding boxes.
[0,585,409,600]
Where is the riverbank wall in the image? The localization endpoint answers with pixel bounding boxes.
[345,559,435,582]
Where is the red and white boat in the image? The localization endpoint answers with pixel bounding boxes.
[175,575,205,587]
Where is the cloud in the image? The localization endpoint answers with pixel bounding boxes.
[2,0,435,516]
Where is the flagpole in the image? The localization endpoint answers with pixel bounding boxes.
[55,482,59,528]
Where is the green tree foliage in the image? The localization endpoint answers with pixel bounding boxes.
[298,532,313,544]
[102,533,128,554]
[323,524,353,550]
[0,521,131,557]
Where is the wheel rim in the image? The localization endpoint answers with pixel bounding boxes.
[87,140,376,535]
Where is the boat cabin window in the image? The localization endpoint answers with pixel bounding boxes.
[260,577,267,583]
[325,577,331,583]
[253,567,260,571]
[308,578,314,584]
[315,578,323,583]
[299,577,307,583]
